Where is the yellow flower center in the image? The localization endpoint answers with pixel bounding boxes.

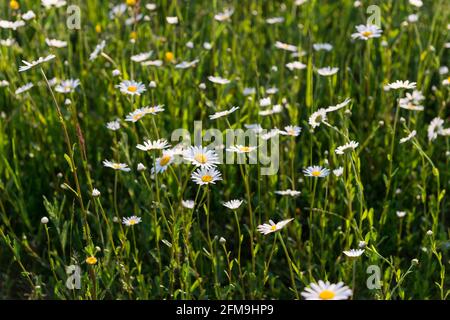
[128,85,138,92]
[194,154,207,164]
[130,31,138,40]
[159,155,171,166]
[10,0,19,10]
[312,170,321,177]
[319,290,335,300]
[86,256,97,265]
[447,76,450,82]
[165,52,174,62]
[128,219,137,225]
[239,146,251,153]
[95,24,102,33]
[112,163,122,169]
[132,113,143,121]
[362,31,373,37]
[270,225,277,231]
[126,0,136,6]
[201,175,213,183]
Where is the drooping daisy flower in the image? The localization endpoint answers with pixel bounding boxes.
[399,90,424,111]
[303,166,330,178]
[209,106,239,120]
[208,76,230,85]
[399,130,416,144]
[387,80,416,90]
[0,20,25,30]
[317,67,339,76]
[136,139,170,151]
[122,216,142,226]
[266,17,284,24]
[427,117,444,141]
[182,200,195,209]
[257,218,294,235]
[45,38,67,48]
[116,80,146,96]
[214,8,234,21]
[55,79,80,94]
[89,40,106,61]
[335,141,359,155]
[226,145,258,154]
[308,108,328,129]
[274,189,301,197]
[0,38,16,47]
[275,41,297,52]
[286,61,307,71]
[333,167,344,177]
[15,82,34,95]
[92,188,101,197]
[184,146,220,169]
[152,150,175,174]
[106,119,121,131]
[223,199,243,210]
[396,211,407,218]
[175,59,200,69]
[313,43,333,51]
[166,16,179,24]
[301,281,352,300]
[280,125,302,137]
[103,160,131,172]
[343,249,365,258]
[0,80,10,87]
[22,10,36,20]
[351,24,383,40]
[325,98,352,112]
[191,167,222,185]
[131,51,153,63]
[18,54,56,72]
[42,0,67,8]
[142,59,163,67]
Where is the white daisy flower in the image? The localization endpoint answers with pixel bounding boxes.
[409,0,423,7]
[313,43,333,51]
[442,76,450,86]
[1,38,16,47]
[259,97,271,107]
[245,123,264,134]
[226,145,258,154]
[408,14,419,23]
[214,8,234,21]
[22,10,36,20]
[137,163,146,171]
[209,106,239,120]
[112,69,121,77]
[308,108,328,128]
[184,146,220,169]
[89,40,106,61]
[18,54,56,72]
[109,4,127,18]
[428,117,444,141]
[261,128,280,140]
[286,61,307,71]
[131,51,153,63]
[243,87,256,96]
[274,190,301,197]
[92,188,101,197]
[275,41,298,52]
[191,167,222,185]
[55,79,80,94]
[182,200,195,209]
[15,83,34,95]
[396,211,407,218]
[152,150,175,174]
[106,119,120,131]
[146,3,157,11]
[280,125,302,137]
[45,38,67,48]
[0,80,10,87]
[439,66,449,75]
[223,199,243,210]
[0,20,25,30]
[301,281,352,300]
[102,160,131,172]
[125,105,164,122]
[175,59,199,69]
[303,166,330,178]
[400,130,416,144]
[387,80,416,90]
[351,24,383,40]
[266,17,284,24]
[208,76,230,85]
[335,141,359,155]
[116,80,146,95]
[317,67,339,76]
[42,0,67,8]
[257,218,294,235]
[203,42,212,50]
[122,216,142,226]
[343,249,365,258]
[166,16,179,24]
[333,167,344,177]
[137,139,170,151]
[325,98,352,112]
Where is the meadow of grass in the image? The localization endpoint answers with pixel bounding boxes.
[0,0,449,300]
